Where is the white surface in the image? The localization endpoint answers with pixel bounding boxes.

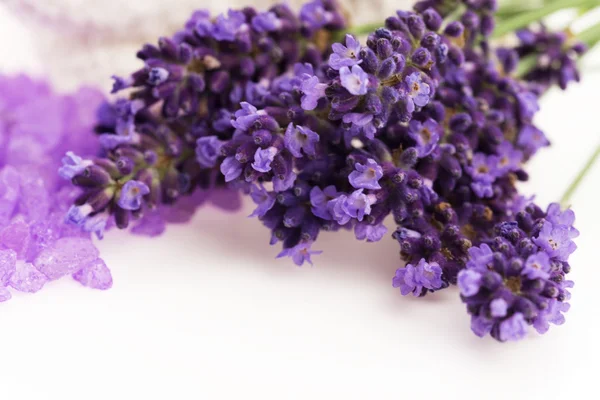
[1,3,600,400]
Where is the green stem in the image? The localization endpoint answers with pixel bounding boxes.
[492,0,592,38]
[577,21,600,49]
[560,142,600,207]
[334,22,383,42]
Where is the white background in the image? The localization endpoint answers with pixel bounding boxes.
[1,2,599,400]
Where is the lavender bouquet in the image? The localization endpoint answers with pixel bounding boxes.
[2,0,599,343]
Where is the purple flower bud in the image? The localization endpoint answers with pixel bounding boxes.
[444,21,464,37]
[422,8,442,31]
[376,38,393,59]
[358,48,379,73]
[411,47,432,68]
[480,14,495,37]
[461,10,480,30]
[408,15,425,38]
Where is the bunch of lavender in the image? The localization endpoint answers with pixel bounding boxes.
[457,203,577,341]
[62,0,346,236]
[0,75,112,302]
[62,0,595,341]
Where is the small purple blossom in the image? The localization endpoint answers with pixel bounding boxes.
[392,259,443,296]
[339,65,369,96]
[273,171,297,192]
[545,203,579,238]
[517,91,540,122]
[329,35,361,70]
[118,181,150,211]
[457,269,482,296]
[231,102,264,131]
[354,222,387,242]
[517,125,549,157]
[211,10,248,42]
[300,75,327,110]
[522,252,551,280]
[326,194,351,225]
[490,299,508,318]
[342,189,376,221]
[284,123,319,158]
[405,73,430,108]
[196,136,223,168]
[220,156,243,182]
[499,313,528,342]
[98,118,139,150]
[65,204,93,225]
[300,0,333,30]
[495,141,523,173]
[58,152,92,180]
[249,184,276,218]
[251,12,281,33]
[533,298,569,334]
[310,185,337,220]
[342,112,376,139]
[533,222,577,261]
[348,159,383,190]
[251,147,278,172]
[407,119,440,157]
[277,242,322,266]
[466,153,500,198]
[110,75,132,93]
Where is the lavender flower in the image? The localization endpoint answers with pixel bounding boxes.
[329,34,361,70]
[348,159,383,190]
[339,65,369,95]
[393,259,443,296]
[457,203,576,341]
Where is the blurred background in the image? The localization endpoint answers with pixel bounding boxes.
[0,0,414,90]
[1,0,598,92]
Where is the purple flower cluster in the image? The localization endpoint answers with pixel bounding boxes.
[511,26,587,90]
[63,0,346,237]
[0,75,112,302]
[458,203,576,341]
[62,0,583,341]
